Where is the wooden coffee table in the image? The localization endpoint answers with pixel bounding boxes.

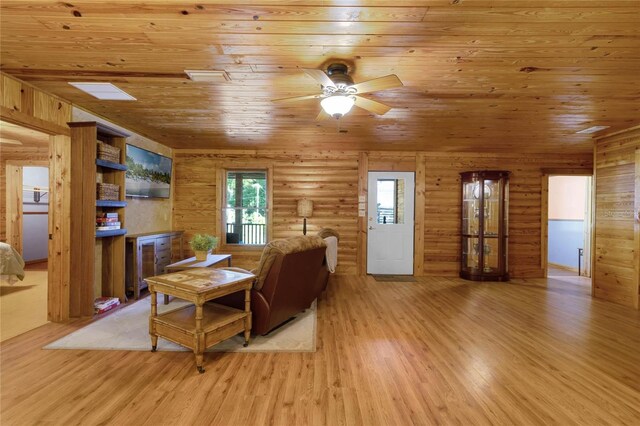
[146,267,255,373]
[162,254,232,304]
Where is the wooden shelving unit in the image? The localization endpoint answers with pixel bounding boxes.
[96,200,127,208]
[95,158,128,171]
[69,121,130,317]
[96,229,128,238]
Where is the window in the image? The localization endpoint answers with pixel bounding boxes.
[224,170,268,245]
[376,178,405,224]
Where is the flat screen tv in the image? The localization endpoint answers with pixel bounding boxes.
[125,144,172,199]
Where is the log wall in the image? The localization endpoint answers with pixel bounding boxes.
[593,127,640,308]
[174,149,592,277]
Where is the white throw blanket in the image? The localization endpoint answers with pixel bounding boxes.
[323,236,338,273]
[0,242,25,281]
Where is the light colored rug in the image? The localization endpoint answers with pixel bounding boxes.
[44,297,316,352]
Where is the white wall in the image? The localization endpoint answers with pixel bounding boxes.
[548,176,590,270]
[22,167,49,262]
[548,176,588,220]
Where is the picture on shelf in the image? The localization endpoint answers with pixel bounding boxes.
[125,144,172,199]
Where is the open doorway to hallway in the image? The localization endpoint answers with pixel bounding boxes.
[23,166,49,270]
[0,120,50,342]
[546,176,592,289]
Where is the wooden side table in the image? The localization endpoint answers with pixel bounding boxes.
[162,253,232,304]
[146,268,255,373]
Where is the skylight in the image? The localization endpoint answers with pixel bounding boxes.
[184,70,230,82]
[576,125,610,134]
[68,83,136,100]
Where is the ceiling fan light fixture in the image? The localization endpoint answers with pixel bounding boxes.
[320,95,355,119]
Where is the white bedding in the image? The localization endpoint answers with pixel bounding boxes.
[0,242,25,281]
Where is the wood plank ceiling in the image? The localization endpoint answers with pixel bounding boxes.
[1,1,639,153]
[0,121,50,148]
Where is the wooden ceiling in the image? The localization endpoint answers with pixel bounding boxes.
[0,120,50,148]
[1,1,639,153]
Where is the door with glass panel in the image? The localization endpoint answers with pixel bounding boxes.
[367,172,415,275]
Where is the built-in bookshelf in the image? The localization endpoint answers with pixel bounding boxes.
[69,122,130,317]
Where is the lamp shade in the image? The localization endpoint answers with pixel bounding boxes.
[297,199,313,218]
[320,95,355,118]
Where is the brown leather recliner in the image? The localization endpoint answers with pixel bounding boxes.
[214,235,330,335]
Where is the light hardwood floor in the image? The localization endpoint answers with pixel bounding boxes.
[1,275,639,425]
[0,268,48,342]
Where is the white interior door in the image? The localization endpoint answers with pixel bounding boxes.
[367,171,415,275]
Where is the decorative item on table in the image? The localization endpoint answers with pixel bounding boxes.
[94,296,120,314]
[297,198,313,235]
[96,212,121,230]
[97,141,121,163]
[189,233,219,261]
[96,182,120,200]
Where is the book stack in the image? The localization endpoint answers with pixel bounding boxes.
[94,297,120,314]
[96,212,121,231]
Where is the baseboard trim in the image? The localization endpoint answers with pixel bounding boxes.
[548,262,578,273]
[24,258,47,265]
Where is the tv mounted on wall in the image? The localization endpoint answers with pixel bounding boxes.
[125,144,172,199]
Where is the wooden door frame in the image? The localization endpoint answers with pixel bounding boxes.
[540,168,594,279]
[5,160,49,254]
[357,152,426,276]
[0,114,71,321]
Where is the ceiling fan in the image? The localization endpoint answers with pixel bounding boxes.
[272,63,403,120]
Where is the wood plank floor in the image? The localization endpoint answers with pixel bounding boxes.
[1,275,639,425]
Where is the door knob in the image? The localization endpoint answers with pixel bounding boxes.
[369,226,375,230]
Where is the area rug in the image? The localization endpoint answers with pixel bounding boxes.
[44,298,316,352]
[372,275,416,282]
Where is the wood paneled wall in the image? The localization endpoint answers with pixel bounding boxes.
[420,153,592,277]
[72,108,173,235]
[174,149,592,278]
[593,127,640,309]
[1,72,73,322]
[173,151,359,274]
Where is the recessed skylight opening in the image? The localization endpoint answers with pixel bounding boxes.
[68,82,136,100]
[185,70,230,82]
[576,125,610,134]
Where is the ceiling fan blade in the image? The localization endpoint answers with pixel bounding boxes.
[315,110,332,121]
[353,96,392,115]
[302,68,336,88]
[351,74,403,95]
[272,94,322,103]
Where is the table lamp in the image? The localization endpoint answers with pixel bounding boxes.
[297,199,313,235]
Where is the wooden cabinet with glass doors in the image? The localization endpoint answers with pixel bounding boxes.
[460,171,510,281]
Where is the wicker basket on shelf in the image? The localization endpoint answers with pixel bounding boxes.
[97,183,120,201]
[97,142,121,163]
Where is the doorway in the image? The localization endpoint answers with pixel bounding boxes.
[22,166,50,268]
[546,175,592,279]
[1,120,50,341]
[367,171,415,275]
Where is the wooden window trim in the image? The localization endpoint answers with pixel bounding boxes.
[216,165,273,251]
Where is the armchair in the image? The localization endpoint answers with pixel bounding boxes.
[215,235,330,335]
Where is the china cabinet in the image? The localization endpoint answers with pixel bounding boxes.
[460,170,510,281]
